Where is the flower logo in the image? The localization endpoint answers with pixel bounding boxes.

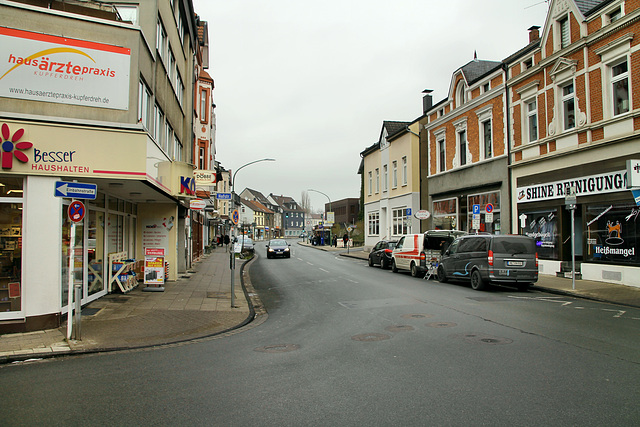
[1,123,33,169]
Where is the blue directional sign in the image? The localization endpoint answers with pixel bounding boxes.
[216,193,232,200]
[55,181,97,200]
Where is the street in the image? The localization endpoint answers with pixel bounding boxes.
[2,243,639,426]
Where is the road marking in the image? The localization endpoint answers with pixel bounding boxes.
[346,279,359,284]
[603,309,626,318]
[319,268,330,273]
[306,262,314,266]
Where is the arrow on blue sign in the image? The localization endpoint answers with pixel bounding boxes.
[55,181,97,199]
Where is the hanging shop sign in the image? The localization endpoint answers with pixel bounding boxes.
[194,170,217,185]
[190,198,206,210]
[414,210,431,220]
[0,27,131,110]
[517,170,627,203]
[627,159,640,188]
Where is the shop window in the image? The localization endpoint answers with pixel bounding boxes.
[467,192,501,234]
[585,203,638,265]
[522,209,559,260]
[0,195,22,314]
[433,198,457,230]
[61,202,83,309]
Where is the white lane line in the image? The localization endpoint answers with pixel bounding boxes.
[319,268,330,273]
[306,262,314,266]
[346,279,359,284]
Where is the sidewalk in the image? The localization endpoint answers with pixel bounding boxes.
[327,243,640,309]
[0,248,264,364]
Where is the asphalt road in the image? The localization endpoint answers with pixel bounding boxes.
[2,243,639,426]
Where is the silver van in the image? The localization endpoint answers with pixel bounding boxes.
[437,234,538,291]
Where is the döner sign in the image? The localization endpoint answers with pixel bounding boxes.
[190,199,206,210]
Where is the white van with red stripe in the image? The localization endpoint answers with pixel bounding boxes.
[391,231,466,278]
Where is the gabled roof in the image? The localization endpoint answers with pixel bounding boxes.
[576,0,610,15]
[383,121,410,139]
[242,199,273,214]
[243,188,270,205]
[269,194,303,211]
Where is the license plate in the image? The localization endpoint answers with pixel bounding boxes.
[499,269,510,276]
[507,261,523,267]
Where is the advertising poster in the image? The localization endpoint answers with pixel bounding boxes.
[0,26,131,110]
[144,248,165,285]
[141,217,171,253]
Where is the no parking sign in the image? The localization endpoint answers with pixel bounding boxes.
[68,201,85,223]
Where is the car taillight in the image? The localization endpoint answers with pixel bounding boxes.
[384,249,392,254]
[419,252,426,261]
[488,249,494,266]
[535,252,539,267]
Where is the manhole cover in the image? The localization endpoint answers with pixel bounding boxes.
[454,334,513,345]
[401,314,434,319]
[425,322,457,328]
[254,344,300,353]
[385,325,415,333]
[351,333,391,342]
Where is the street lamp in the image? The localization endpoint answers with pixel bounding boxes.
[229,158,275,308]
[308,188,332,246]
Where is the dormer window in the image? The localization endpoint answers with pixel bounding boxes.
[608,7,622,23]
[559,16,570,49]
[455,81,466,108]
[482,83,490,93]
[523,57,533,70]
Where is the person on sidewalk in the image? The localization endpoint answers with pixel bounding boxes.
[224,234,230,251]
[332,235,337,247]
[343,233,349,248]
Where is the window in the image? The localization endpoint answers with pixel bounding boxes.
[482,120,492,159]
[438,108,444,117]
[523,58,533,70]
[608,7,622,23]
[458,130,467,166]
[562,83,575,130]
[456,81,466,108]
[383,165,388,192]
[482,83,490,93]
[612,60,629,116]
[368,212,380,236]
[368,171,372,195]
[200,88,209,122]
[168,48,175,83]
[138,80,151,130]
[392,161,398,188]
[164,122,173,154]
[154,104,164,144]
[402,156,407,185]
[375,168,380,193]
[392,208,411,235]
[174,135,182,161]
[176,73,184,106]
[438,138,446,173]
[156,20,167,61]
[116,4,138,25]
[527,99,538,142]
[560,16,570,49]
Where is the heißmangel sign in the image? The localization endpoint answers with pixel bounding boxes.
[0,26,131,110]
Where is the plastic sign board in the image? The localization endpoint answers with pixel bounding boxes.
[144,248,165,286]
[627,159,640,188]
[55,181,97,199]
[68,200,85,223]
[216,193,232,200]
[414,210,431,220]
[190,198,206,210]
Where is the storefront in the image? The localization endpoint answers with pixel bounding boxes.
[431,188,503,234]
[0,119,186,333]
[516,166,639,286]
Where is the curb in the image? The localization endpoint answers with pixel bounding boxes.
[0,256,266,365]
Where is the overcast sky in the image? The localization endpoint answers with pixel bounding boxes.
[193,0,550,212]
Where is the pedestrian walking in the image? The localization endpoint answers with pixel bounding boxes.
[332,235,337,247]
[343,232,349,248]
[224,234,230,251]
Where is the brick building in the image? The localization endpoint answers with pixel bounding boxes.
[506,0,640,285]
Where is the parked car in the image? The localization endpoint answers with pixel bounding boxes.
[437,234,538,291]
[368,239,398,269]
[233,236,254,253]
[392,230,465,277]
[266,239,291,258]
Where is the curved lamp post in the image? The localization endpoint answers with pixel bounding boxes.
[230,158,275,307]
[308,188,332,245]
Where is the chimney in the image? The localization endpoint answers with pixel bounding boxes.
[422,89,433,115]
[528,26,540,43]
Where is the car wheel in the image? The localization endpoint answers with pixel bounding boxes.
[391,259,398,273]
[470,269,485,291]
[368,256,374,267]
[410,263,423,278]
[380,258,388,269]
[437,265,447,283]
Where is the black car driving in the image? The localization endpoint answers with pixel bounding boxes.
[266,239,291,259]
[368,239,398,269]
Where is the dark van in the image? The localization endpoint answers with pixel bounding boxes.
[437,234,538,291]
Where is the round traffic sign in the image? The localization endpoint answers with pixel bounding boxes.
[68,201,85,223]
[485,203,494,214]
[231,209,239,225]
